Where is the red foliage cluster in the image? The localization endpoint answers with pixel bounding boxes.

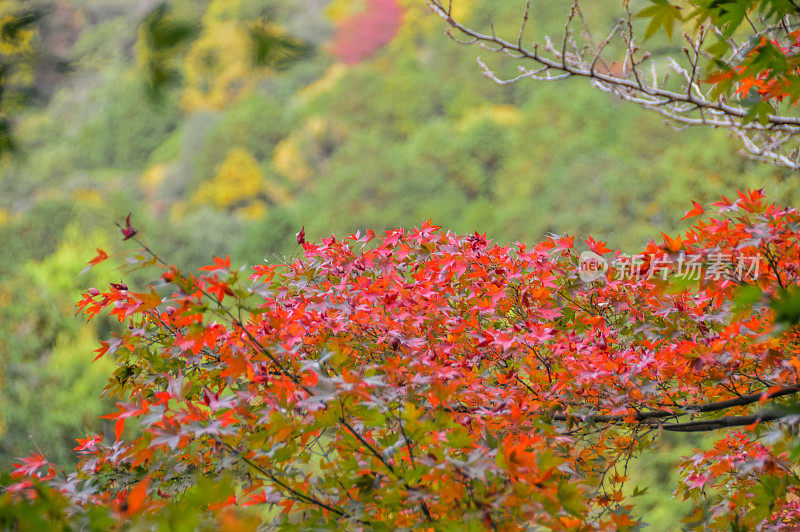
[4,191,800,529]
[707,34,800,105]
[330,0,405,64]
[679,432,800,528]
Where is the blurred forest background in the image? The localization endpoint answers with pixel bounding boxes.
[0,0,797,528]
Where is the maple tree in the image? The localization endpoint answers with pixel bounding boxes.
[2,190,800,529]
[427,0,800,170]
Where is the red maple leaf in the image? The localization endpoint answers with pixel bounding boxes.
[199,255,231,272]
[88,248,109,266]
[121,213,138,240]
[681,200,704,220]
[11,454,47,478]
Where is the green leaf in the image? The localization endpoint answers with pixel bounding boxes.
[362,408,386,427]
[733,284,763,314]
[772,287,800,327]
[557,480,585,517]
[446,426,473,448]
[700,0,748,37]
[706,38,730,59]
[743,101,773,125]
[637,1,683,40]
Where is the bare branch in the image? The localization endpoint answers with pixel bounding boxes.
[425,0,800,171]
[517,0,530,49]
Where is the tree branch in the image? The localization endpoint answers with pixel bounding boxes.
[211,436,362,522]
[656,410,785,432]
[427,0,800,129]
[551,385,800,430]
[425,0,800,170]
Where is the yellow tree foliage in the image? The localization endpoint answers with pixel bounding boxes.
[179,0,304,111]
[181,22,255,110]
[192,147,289,219]
[272,135,313,184]
[296,63,347,104]
[180,0,261,111]
[324,0,368,22]
[392,0,471,45]
[0,14,33,56]
[273,117,342,185]
[458,104,522,129]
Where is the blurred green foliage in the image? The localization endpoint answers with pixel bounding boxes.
[0,0,797,529]
[0,226,115,467]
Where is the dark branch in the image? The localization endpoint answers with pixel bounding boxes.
[656,410,785,432]
[552,385,800,423]
[211,436,361,522]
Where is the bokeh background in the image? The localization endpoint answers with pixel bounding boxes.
[0,0,796,528]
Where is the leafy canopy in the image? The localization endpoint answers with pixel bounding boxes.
[3,191,800,530]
